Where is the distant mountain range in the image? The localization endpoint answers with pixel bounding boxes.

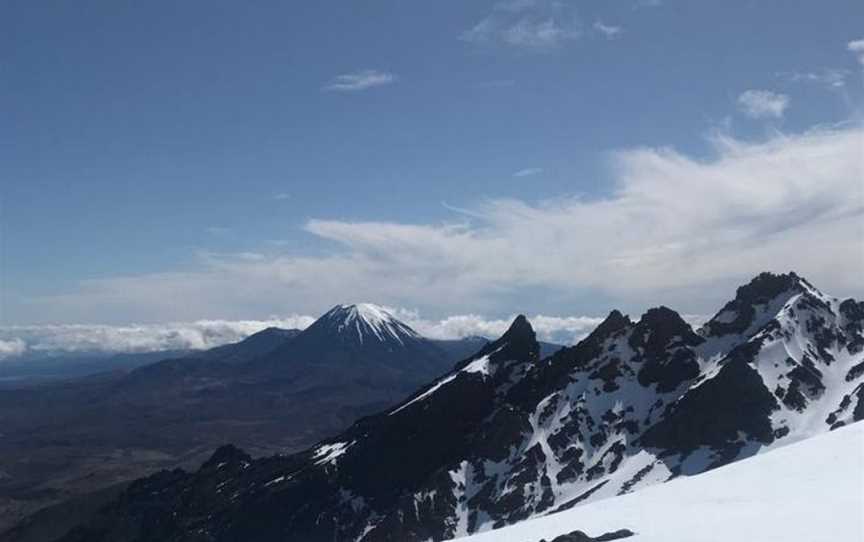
[0,305,560,539]
[52,272,863,542]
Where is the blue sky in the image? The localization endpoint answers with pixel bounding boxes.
[2,0,863,333]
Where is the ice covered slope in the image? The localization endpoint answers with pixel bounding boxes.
[460,421,864,542]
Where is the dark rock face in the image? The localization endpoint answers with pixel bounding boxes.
[641,344,780,452]
[539,529,635,542]
[702,272,804,338]
[54,274,864,542]
[631,306,703,393]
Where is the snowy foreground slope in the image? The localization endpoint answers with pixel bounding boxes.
[461,421,864,542]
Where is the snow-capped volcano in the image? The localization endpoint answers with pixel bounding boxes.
[242,302,453,388]
[279,303,430,358]
[60,273,864,542]
[316,303,422,346]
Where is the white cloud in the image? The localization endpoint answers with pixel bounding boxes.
[0,312,608,357]
[0,339,27,360]
[593,21,623,40]
[17,125,863,323]
[274,193,291,200]
[513,167,544,177]
[737,89,790,119]
[391,308,605,345]
[848,39,864,65]
[462,1,582,49]
[0,310,717,358]
[322,70,396,92]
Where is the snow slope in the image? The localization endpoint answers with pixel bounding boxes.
[459,421,864,542]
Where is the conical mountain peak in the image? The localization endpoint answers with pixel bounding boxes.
[504,314,532,338]
[475,314,540,365]
[315,303,422,346]
[581,309,632,346]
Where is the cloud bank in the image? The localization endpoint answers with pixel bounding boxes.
[16,124,863,325]
[396,310,605,344]
[0,312,615,360]
[0,339,27,359]
[0,308,719,360]
[0,317,315,360]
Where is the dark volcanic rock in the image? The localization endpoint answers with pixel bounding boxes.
[702,272,804,337]
[641,342,780,452]
[631,306,703,393]
[539,528,635,542]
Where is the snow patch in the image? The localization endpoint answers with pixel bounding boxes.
[313,440,356,465]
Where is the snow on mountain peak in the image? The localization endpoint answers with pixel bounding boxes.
[321,303,422,345]
[700,272,812,339]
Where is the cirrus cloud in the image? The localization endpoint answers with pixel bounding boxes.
[593,21,623,40]
[513,167,544,177]
[461,0,582,50]
[322,70,397,92]
[779,68,850,89]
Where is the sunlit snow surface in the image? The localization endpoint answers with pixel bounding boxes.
[313,440,356,465]
[457,422,864,542]
[331,303,422,345]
